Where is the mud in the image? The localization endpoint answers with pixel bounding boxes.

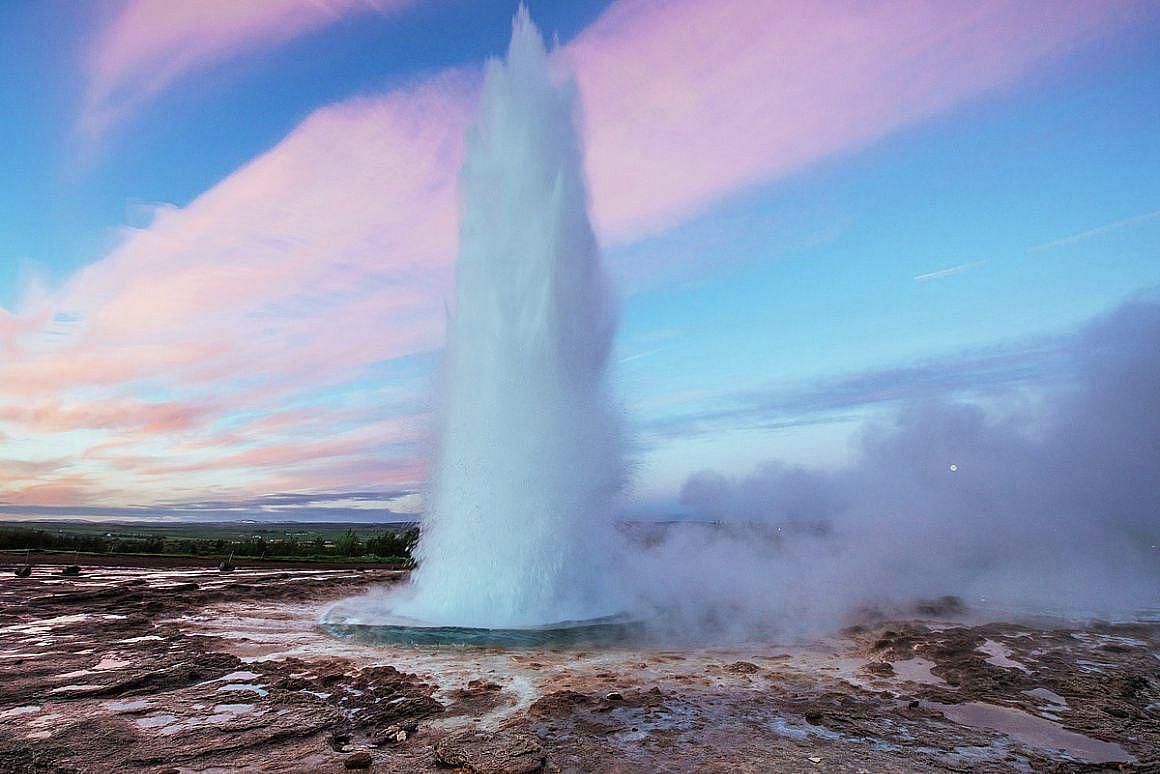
[1,566,1157,772]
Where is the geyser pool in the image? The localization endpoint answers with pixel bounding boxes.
[326,8,626,639]
[321,612,643,649]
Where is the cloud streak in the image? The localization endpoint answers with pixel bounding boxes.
[81,0,416,142]
[914,261,985,282]
[1029,208,1160,252]
[639,334,1066,442]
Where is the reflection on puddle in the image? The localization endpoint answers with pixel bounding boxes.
[890,657,944,685]
[135,714,178,729]
[928,701,1134,763]
[217,683,269,696]
[977,640,1030,672]
[134,704,262,737]
[48,683,105,693]
[104,699,153,713]
[1022,687,1068,709]
[216,671,262,682]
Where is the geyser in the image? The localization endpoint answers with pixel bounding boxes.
[391,10,624,629]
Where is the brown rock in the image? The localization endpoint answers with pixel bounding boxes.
[433,730,545,773]
[344,751,373,769]
[528,690,591,718]
[723,661,759,674]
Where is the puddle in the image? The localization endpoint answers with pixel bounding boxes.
[1023,688,1068,709]
[928,702,1134,763]
[977,640,1030,672]
[104,699,153,713]
[0,705,41,718]
[135,714,178,729]
[205,703,258,724]
[1075,659,1113,674]
[217,683,269,697]
[29,713,61,727]
[217,671,262,682]
[49,683,106,693]
[890,657,945,685]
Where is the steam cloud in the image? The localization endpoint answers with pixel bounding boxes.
[629,300,1160,639]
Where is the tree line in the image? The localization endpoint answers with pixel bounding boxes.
[0,526,418,562]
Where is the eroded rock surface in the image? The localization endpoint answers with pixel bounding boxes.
[1,566,1157,772]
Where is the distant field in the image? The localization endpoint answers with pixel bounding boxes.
[0,520,420,564]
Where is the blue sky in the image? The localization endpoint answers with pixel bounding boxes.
[1,0,1158,520]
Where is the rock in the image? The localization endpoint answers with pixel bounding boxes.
[467,678,502,691]
[913,595,966,617]
[528,690,591,718]
[371,723,415,746]
[723,661,759,674]
[344,751,373,769]
[434,730,545,773]
[865,662,894,676]
[604,691,623,701]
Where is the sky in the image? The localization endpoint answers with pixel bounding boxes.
[1,0,1158,523]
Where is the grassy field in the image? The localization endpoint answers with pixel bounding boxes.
[0,520,420,563]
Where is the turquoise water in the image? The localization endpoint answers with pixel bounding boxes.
[321,614,644,649]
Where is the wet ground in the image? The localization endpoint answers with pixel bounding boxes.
[1,565,1156,772]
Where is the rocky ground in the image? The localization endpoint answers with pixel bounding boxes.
[0,563,1156,773]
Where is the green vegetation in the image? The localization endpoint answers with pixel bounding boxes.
[0,521,419,564]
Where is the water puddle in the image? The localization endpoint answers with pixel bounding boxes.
[217,683,269,697]
[135,714,178,729]
[217,670,262,682]
[1022,688,1068,709]
[890,657,945,685]
[104,699,153,713]
[49,683,106,694]
[927,701,1134,763]
[977,640,1029,672]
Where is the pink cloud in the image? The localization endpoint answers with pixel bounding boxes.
[81,0,416,141]
[569,0,1144,240]
[0,398,216,434]
[0,472,113,507]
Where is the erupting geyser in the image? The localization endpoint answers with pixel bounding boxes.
[391,9,625,629]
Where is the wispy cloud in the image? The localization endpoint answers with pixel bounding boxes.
[571,0,1142,241]
[0,488,420,523]
[80,0,416,143]
[913,261,985,282]
[639,334,1067,442]
[1029,208,1160,252]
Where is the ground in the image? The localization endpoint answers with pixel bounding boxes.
[0,560,1156,772]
